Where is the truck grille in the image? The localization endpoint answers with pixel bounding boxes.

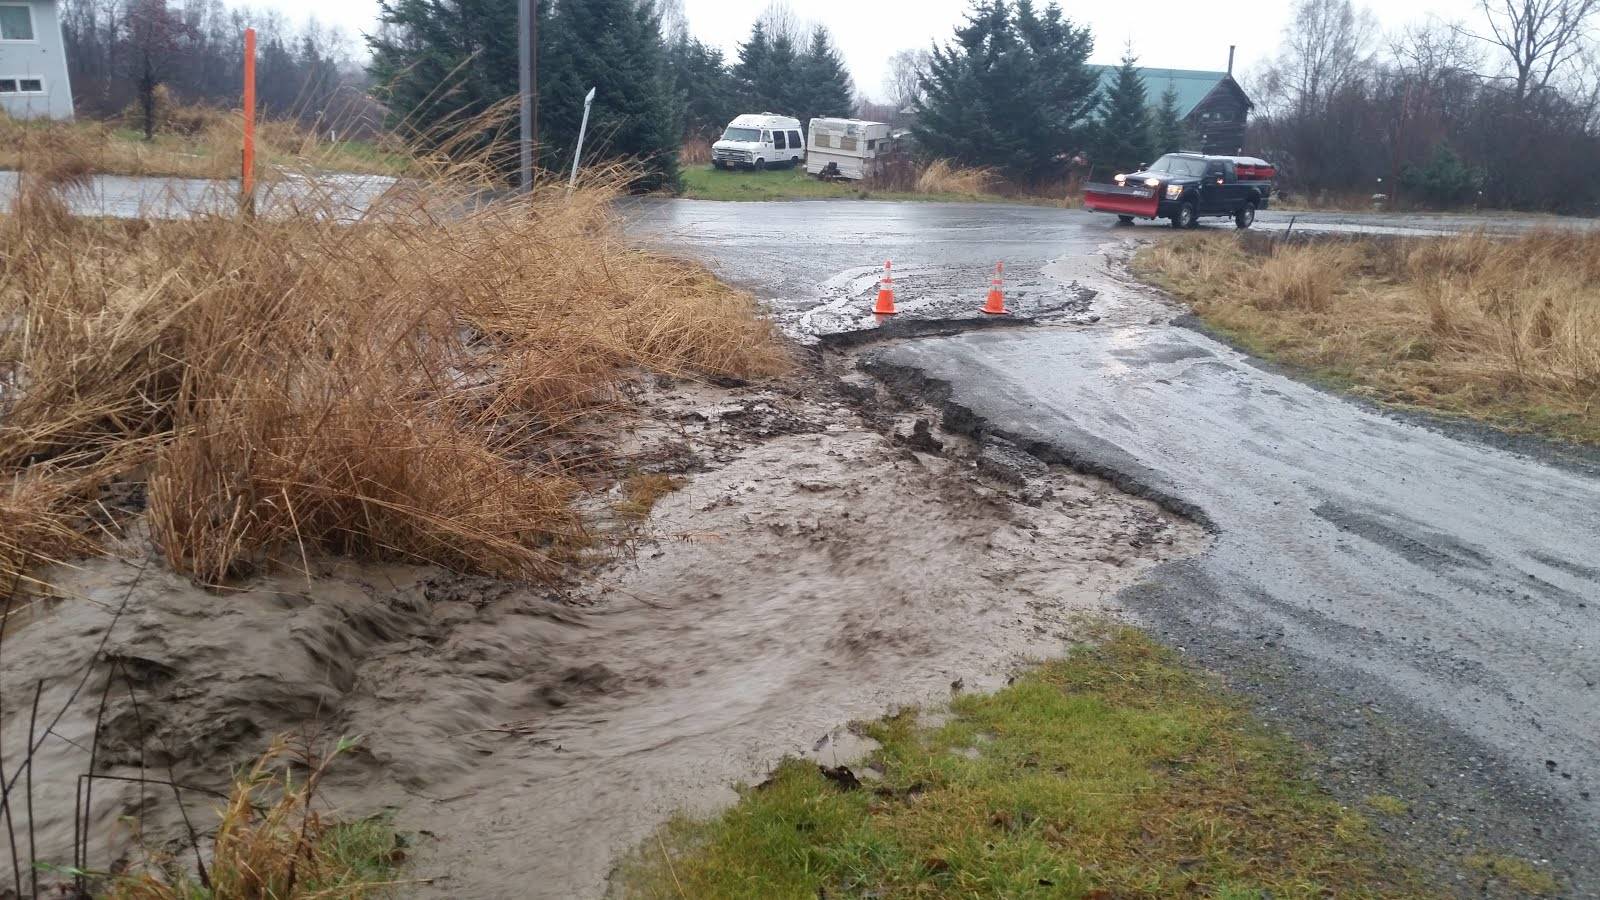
[714,149,752,164]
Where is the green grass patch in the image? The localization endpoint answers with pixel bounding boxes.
[619,629,1436,898]
[678,164,992,203]
[1464,853,1561,896]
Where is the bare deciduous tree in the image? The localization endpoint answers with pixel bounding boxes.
[1462,0,1600,99]
[1262,0,1378,114]
[884,47,930,108]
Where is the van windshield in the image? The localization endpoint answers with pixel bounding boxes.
[1146,154,1206,177]
[722,127,761,142]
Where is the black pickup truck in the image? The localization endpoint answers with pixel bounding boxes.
[1083,153,1275,229]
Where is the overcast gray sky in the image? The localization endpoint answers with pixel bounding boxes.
[276,0,1493,101]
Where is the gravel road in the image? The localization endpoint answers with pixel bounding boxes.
[628,198,1600,893]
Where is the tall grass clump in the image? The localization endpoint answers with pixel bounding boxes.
[106,736,405,899]
[1136,230,1600,442]
[0,121,789,593]
[914,159,996,197]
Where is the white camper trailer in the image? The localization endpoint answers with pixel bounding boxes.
[805,118,895,180]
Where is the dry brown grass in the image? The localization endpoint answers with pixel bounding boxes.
[1,129,789,594]
[0,104,407,180]
[1136,231,1600,442]
[107,736,405,899]
[914,159,996,196]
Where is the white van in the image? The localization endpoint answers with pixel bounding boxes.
[805,118,897,180]
[712,114,805,170]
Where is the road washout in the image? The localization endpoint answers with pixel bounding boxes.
[4,366,1206,896]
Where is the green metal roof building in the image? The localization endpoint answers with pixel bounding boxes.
[1085,64,1253,155]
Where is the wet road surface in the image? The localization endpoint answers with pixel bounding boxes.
[0,170,398,219]
[629,199,1600,891]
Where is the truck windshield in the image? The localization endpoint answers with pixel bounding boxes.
[722,127,761,142]
[1146,155,1206,177]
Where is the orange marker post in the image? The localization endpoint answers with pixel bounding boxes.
[241,27,257,215]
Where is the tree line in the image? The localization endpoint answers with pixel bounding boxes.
[1247,0,1600,211]
[57,0,365,130]
[368,0,856,189]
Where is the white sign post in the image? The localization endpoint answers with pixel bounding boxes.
[569,87,596,190]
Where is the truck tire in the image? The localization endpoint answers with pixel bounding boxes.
[1117,215,1135,225]
[1170,201,1195,229]
[1235,201,1257,229]
[790,155,801,167]
[753,158,767,171]
[712,160,726,170]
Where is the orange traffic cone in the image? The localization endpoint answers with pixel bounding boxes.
[873,260,898,315]
[981,262,1008,315]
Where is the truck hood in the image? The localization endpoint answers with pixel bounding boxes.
[1123,170,1199,186]
[713,140,763,152]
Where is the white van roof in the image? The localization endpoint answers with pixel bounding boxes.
[728,113,802,130]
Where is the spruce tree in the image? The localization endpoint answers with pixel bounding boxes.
[1093,46,1154,173]
[913,0,1098,182]
[370,0,682,190]
[763,29,800,113]
[541,0,680,189]
[669,38,738,140]
[1151,80,1186,155]
[733,22,771,109]
[797,26,855,125]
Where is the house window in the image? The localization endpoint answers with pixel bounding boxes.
[0,5,33,41]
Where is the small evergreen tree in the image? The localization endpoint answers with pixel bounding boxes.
[913,0,1099,182]
[1151,80,1187,155]
[796,26,855,125]
[1093,46,1154,173]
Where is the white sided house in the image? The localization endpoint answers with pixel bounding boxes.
[0,0,72,120]
[805,118,894,180]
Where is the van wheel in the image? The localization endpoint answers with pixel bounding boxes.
[712,160,726,170]
[753,159,767,171]
[1170,201,1195,229]
[790,156,801,167]
[1235,201,1257,229]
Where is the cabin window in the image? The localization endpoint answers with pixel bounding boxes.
[774,131,787,150]
[0,5,33,41]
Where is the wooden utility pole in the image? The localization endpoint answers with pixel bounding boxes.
[518,0,539,192]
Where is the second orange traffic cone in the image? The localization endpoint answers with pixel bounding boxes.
[982,262,1008,315]
[873,260,898,315]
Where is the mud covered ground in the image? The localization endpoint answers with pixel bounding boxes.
[1,364,1204,897]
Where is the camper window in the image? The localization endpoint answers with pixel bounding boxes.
[841,137,858,151]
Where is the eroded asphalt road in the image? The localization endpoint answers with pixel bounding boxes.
[627,200,1600,894]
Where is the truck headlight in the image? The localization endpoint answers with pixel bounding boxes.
[1114,174,1127,185]
[1144,177,1161,188]
[1165,185,1184,199]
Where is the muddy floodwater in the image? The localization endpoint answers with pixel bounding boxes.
[1,377,1204,897]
